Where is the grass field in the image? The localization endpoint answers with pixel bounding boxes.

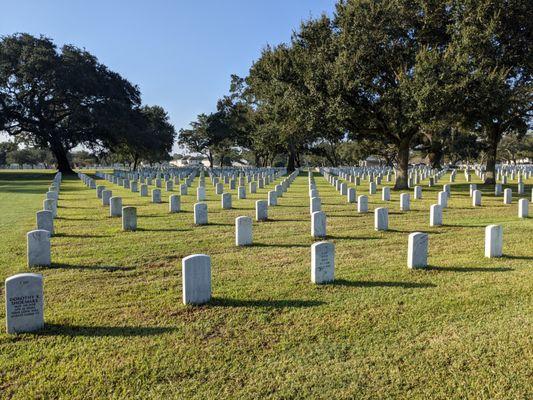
[0,169,532,399]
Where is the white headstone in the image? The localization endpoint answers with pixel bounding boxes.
[472,190,481,206]
[110,196,122,217]
[311,211,326,238]
[518,198,528,219]
[382,187,390,201]
[268,191,277,206]
[503,188,512,204]
[36,210,54,235]
[169,195,181,213]
[311,241,335,284]
[357,195,368,213]
[194,203,208,225]
[310,197,321,214]
[347,188,356,203]
[140,184,148,197]
[197,186,206,201]
[374,207,388,231]
[256,200,268,221]
[235,216,253,246]
[27,230,51,267]
[407,232,428,269]
[102,190,112,206]
[5,273,44,334]
[485,224,502,258]
[122,206,137,231]
[182,254,211,305]
[152,189,161,203]
[400,193,410,211]
[430,204,442,226]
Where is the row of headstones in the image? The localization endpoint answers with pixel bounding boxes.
[468,164,533,183]
[175,222,512,306]
[78,169,297,230]
[4,170,299,333]
[27,172,62,267]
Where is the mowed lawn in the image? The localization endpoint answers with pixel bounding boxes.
[0,169,532,399]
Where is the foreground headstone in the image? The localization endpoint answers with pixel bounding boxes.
[169,195,181,213]
[110,197,122,217]
[194,203,208,225]
[485,224,503,258]
[122,206,137,231]
[256,200,268,221]
[374,207,388,231]
[518,198,529,218]
[27,230,51,267]
[311,241,334,284]
[407,232,428,269]
[235,216,253,246]
[36,210,54,235]
[182,254,211,305]
[430,204,442,226]
[311,211,326,238]
[5,273,44,334]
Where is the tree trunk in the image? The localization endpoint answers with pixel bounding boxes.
[427,140,443,169]
[287,149,296,172]
[394,137,410,190]
[50,140,74,174]
[484,125,500,184]
[133,154,139,171]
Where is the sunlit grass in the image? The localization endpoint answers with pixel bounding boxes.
[0,169,531,399]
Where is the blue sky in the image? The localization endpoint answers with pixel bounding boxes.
[1,0,336,152]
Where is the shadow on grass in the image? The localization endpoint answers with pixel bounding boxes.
[428,266,514,272]
[332,279,436,289]
[36,323,174,337]
[502,255,533,261]
[39,263,135,272]
[253,242,310,248]
[54,233,112,238]
[326,235,380,240]
[137,227,190,232]
[211,297,325,308]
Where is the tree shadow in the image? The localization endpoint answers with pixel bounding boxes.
[428,266,514,272]
[56,217,95,221]
[210,297,325,308]
[39,263,136,272]
[331,279,436,289]
[35,323,175,337]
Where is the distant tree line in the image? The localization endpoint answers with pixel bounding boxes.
[0,34,176,173]
[179,0,532,189]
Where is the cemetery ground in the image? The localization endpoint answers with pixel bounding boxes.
[0,170,532,399]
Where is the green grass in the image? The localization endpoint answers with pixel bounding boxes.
[0,169,532,399]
